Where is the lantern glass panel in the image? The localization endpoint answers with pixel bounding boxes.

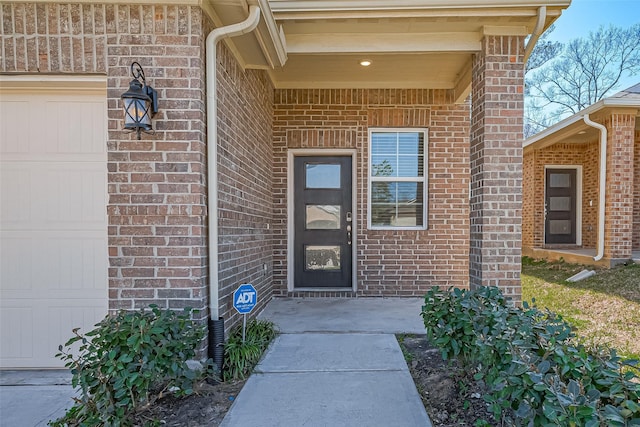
[123,98,151,129]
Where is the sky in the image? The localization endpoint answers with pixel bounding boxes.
[545,0,640,90]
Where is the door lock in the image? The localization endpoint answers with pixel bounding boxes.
[346,212,352,222]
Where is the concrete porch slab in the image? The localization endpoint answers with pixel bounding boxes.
[257,297,426,334]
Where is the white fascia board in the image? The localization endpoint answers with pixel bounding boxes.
[254,0,288,66]
[269,0,571,13]
[523,98,640,150]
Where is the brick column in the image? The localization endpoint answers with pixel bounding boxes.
[469,35,525,301]
[602,111,636,261]
[106,5,208,319]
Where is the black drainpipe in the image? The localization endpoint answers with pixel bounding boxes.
[208,317,225,374]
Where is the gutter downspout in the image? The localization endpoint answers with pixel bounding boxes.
[206,5,261,322]
[583,114,607,261]
[524,6,546,63]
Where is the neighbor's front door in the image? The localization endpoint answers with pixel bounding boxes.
[294,156,352,288]
[545,168,577,244]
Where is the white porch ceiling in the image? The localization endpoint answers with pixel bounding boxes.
[207,0,571,98]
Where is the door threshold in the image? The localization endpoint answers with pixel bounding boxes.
[292,287,355,292]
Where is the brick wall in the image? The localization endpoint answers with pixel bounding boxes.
[105,5,209,317]
[527,142,598,249]
[582,142,600,249]
[273,89,470,296]
[603,112,635,260]
[215,41,274,328]
[470,35,524,301]
[634,129,640,250]
[522,151,535,249]
[0,2,107,72]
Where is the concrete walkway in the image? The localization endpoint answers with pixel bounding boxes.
[0,370,76,426]
[221,297,432,427]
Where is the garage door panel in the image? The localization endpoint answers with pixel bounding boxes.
[0,100,30,154]
[0,166,31,225]
[2,231,107,294]
[47,304,107,358]
[44,100,106,155]
[41,165,107,226]
[0,84,108,368]
[1,301,106,368]
[1,163,106,228]
[0,306,34,360]
[0,235,36,291]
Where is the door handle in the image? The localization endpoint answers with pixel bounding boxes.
[346,224,352,245]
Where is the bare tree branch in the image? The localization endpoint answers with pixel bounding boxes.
[525,23,640,135]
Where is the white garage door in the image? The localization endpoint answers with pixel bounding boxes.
[0,78,108,368]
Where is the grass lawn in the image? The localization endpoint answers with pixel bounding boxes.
[521,257,640,360]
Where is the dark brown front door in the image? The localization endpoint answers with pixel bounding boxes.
[545,168,577,244]
[293,156,352,288]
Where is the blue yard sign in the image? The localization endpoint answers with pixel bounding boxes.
[233,284,257,314]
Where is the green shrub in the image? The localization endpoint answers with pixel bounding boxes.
[50,305,210,427]
[223,319,276,381]
[421,287,640,426]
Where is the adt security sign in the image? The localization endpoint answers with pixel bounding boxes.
[233,284,257,314]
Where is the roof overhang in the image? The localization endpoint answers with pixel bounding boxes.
[207,0,571,97]
[523,96,640,153]
[203,0,288,70]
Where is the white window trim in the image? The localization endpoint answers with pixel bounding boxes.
[543,165,583,246]
[368,128,428,230]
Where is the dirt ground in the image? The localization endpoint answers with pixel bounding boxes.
[133,335,495,426]
[399,335,497,426]
[132,378,245,426]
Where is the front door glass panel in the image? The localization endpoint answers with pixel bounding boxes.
[305,164,341,189]
[306,205,341,230]
[305,246,341,271]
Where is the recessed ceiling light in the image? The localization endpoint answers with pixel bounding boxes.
[578,130,586,134]
[359,59,372,67]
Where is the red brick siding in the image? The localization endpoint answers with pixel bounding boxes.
[0,2,107,73]
[603,113,635,259]
[215,41,274,328]
[527,142,597,249]
[523,151,535,249]
[106,5,208,316]
[470,35,524,301]
[273,89,470,296]
[634,129,640,250]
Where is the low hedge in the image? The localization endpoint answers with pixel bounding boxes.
[421,287,640,426]
[51,305,210,427]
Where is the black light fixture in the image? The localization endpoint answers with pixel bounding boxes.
[121,62,158,140]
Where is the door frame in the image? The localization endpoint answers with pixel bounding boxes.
[543,165,583,246]
[287,149,357,292]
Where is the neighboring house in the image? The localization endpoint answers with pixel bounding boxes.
[0,0,569,368]
[523,83,640,267]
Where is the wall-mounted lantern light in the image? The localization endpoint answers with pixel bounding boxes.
[121,62,158,140]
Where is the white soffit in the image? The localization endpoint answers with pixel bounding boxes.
[265,0,568,91]
[203,0,569,91]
